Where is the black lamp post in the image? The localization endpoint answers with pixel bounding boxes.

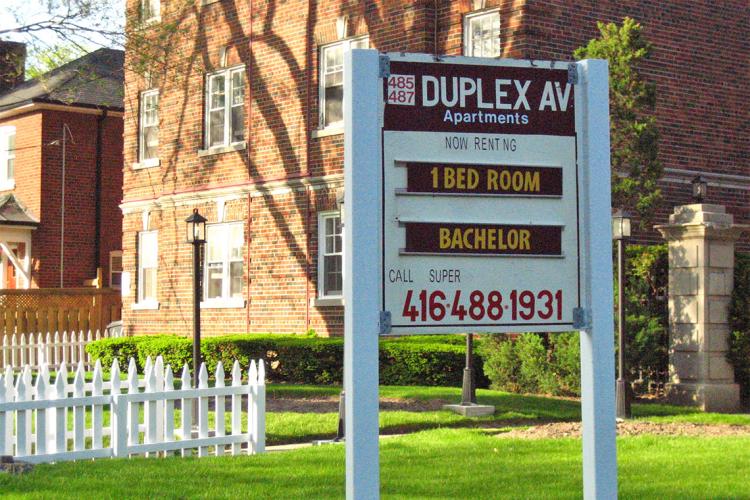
[612,209,632,419]
[461,334,477,405]
[691,175,708,203]
[185,208,207,389]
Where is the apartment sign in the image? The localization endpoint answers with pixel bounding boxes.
[381,56,583,334]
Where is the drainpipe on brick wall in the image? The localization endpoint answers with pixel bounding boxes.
[94,110,107,283]
[434,0,439,56]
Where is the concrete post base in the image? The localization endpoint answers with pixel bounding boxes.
[666,382,741,413]
[442,403,496,417]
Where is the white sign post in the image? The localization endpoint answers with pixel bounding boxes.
[344,50,616,499]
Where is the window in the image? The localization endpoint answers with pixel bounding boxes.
[205,67,245,149]
[141,0,160,23]
[319,37,368,128]
[139,90,159,164]
[0,126,15,189]
[137,231,158,304]
[109,251,123,289]
[204,222,244,303]
[318,212,343,298]
[464,10,501,57]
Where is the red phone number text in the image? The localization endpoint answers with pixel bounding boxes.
[402,289,562,323]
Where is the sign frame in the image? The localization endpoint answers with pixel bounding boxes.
[343,50,617,500]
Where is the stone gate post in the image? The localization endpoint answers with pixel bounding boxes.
[656,203,748,412]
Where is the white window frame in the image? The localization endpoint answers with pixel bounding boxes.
[204,66,245,150]
[109,250,123,290]
[202,222,245,308]
[317,211,343,300]
[0,126,16,190]
[135,230,158,309]
[463,9,501,58]
[141,0,160,23]
[318,36,369,130]
[137,90,159,167]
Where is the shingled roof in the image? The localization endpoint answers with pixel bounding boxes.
[0,48,124,113]
[0,193,40,227]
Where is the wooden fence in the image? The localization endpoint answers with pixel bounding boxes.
[0,288,121,338]
[0,356,266,463]
[0,329,123,371]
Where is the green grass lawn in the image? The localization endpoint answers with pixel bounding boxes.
[1,428,749,499]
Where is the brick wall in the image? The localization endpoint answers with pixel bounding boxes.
[121,0,749,336]
[0,108,122,289]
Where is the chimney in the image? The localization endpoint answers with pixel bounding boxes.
[0,41,26,92]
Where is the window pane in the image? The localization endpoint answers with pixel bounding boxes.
[143,268,156,300]
[140,232,157,268]
[467,12,500,57]
[206,227,223,262]
[231,71,244,106]
[351,38,369,49]
[231,105,244,143]
[210,75,226,109]
[324,255,342,295]
[230,261,243,297]
[229,224,244,259]
[6,158,13,179]
[210,109,225,147]
[324,86,343,126]
[207,263,223,299]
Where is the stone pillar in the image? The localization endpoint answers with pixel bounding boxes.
[656,204,748,413]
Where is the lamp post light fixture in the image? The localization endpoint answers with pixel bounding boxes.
[691,175,708,203]
[612,209,632,419]
[186,208,207,390]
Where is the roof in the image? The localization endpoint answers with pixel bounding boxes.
[0,193,40,227]
[0,48,124,113]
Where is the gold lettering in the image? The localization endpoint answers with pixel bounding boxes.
[487,229,497,249]
[444,168,455,189]
[500,170,511,190]
[475,228,486,249]
[497,229,507,250]
[525,172,540,192]
[463,228,473,249]
[486,170,498,190]
[512,171,523,191]
[468,168,479,189]
[451,228,463,249]
[519,229,531,250]
[456,168,466,189]
[439,228,451,249]
[507,229,518,249]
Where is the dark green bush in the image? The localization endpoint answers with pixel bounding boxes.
[86,334,487,387]
[481,332,580,397]
[728,253,750,403]
[620,244,669,389]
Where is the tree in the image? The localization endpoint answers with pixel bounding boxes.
[25,43,88,79]
[574,17,662,224]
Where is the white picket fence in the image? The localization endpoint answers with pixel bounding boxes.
[0,330,121,371]
[0,356,266,463]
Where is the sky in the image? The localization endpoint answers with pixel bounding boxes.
[1,0,125,56]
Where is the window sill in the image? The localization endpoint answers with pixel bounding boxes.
[198,141,247,157]
[311,126,344,139]
[132,158,160,170]
[201,298,247,309]
[201,0,221,5]
[140,16,161,27]
[0,180,15,191]
[312,297,344,307]
[132,300,160,310]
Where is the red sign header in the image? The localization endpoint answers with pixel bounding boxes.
[384,61,575,136]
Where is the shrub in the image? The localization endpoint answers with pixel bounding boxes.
[86,334,488,387]
[621,244,668,389]
[481,332,580,397]
[728,253,750,403]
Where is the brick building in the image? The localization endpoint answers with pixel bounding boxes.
[0,46,124,289]
[120,0,749,336]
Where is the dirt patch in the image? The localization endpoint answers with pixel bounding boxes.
[497,421,750,439]
[267,396,450,413]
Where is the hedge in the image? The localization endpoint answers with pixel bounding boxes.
[86,334,489,388]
